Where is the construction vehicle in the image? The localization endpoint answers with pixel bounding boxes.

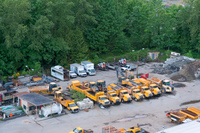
[149,77,174,93]
[85,91,110,108]
[68,80,90,94]
[29,82,62,95]
[106,90,121,105]
[119,58,126,66]
[166,111,187,123]
[96,62,108,71]
[69,127,93,133]
[54,91,79,113]
[119,126,146,133]
[107,83,132,103]
[82,81,99,93]
[0,91,18,105]
[137,78,161,96]
[96,80,106,92]
[179,109,198,120]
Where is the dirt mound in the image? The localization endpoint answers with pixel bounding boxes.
[178,59,200,81]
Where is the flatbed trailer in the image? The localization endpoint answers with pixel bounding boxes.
[179,109,198,120]
[166,112,187,123]
[187,107,200,116]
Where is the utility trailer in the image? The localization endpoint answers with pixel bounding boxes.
[179,109,198,120]
[166,112,187,123]
[51,65,70,81]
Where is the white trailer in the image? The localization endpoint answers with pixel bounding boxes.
[81,61,96,76]
[51,65,70,81]
[70,63,87,77]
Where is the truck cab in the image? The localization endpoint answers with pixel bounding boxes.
[97,95,110,108]
[140,86,152,98]
[107,91,121,105]
[81,61,96,76]
[119,89,132,103]
[149,84,161,96]
[161,80,174,93]
[132,89,144,101]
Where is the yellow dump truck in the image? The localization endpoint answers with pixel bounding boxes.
[29,82,62,95]
[106,90,121,105]
[85,91,110,109]
[107,83,132,103]
[132,79,153,98]
[54,91,79,113]
[137,78,161,96]
[69,127,93,133]
[68,80,90,94]
[149,77,174,93]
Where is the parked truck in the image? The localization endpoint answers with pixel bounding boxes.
[107,83,132,103]
[81,61,96,76]
[69,127,93,133]
[0,91,18,105]
[149,77,174,93]
[54,91,79,113]
[106,90,121,105]
[51,65,70,81]
[137,78,161,96]
[96,62,108,71]
[70,63,87,77]
[29,82,62,95]
[68,80,91,94]
[86,91,110,108]
[119,126,146,133]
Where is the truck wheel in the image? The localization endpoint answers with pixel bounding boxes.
[99,104,104,109]
[134,98,138,102]
[121,99,124,103]
[111,101,114,105]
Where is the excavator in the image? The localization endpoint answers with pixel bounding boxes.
[83,81,99,93]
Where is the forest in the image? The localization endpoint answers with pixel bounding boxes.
[0,0,200,76]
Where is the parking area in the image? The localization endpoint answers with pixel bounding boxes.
[0,62,200,133]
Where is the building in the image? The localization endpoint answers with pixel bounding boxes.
[148,51,160,60]
[17,93,54,115]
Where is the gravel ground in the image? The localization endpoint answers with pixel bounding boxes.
[0,62,200,133]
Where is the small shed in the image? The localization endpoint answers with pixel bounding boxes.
[148,51,160,60]
[17,93,54,115]
[13,91,29,105]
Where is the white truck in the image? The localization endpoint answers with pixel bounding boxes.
[121,64,137,72]
[51,65,70,81]
[81,61,96,76]
[70,63,87,77]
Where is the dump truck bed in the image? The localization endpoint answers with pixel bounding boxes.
[150,77,161,84]
[179,109,198,120]
[86,91,104,101]
[187,107,200,115]
[29,85,49,91]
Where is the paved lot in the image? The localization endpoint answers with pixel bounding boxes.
[0,62,200,133]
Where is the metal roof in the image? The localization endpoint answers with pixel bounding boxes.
[156,119,200,133]
[18,93,54,106]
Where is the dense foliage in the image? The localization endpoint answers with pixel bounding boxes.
[0,0,199,76]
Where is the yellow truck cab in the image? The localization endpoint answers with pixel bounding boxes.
[106,90,121,105]
[108,84,132,103]
[149,83,161,96]
[119,126,145,133]
[69,127,93,133]
[54,91,79,113]
[140,86,152,98]
[132,88,144,101]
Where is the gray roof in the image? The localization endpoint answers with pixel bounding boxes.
[18,93,54,106]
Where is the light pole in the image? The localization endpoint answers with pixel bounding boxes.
[136,48,145,78]
[108,109,111,133]
[26,65,34,87]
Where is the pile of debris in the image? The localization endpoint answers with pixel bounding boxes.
[152,56,200,82]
